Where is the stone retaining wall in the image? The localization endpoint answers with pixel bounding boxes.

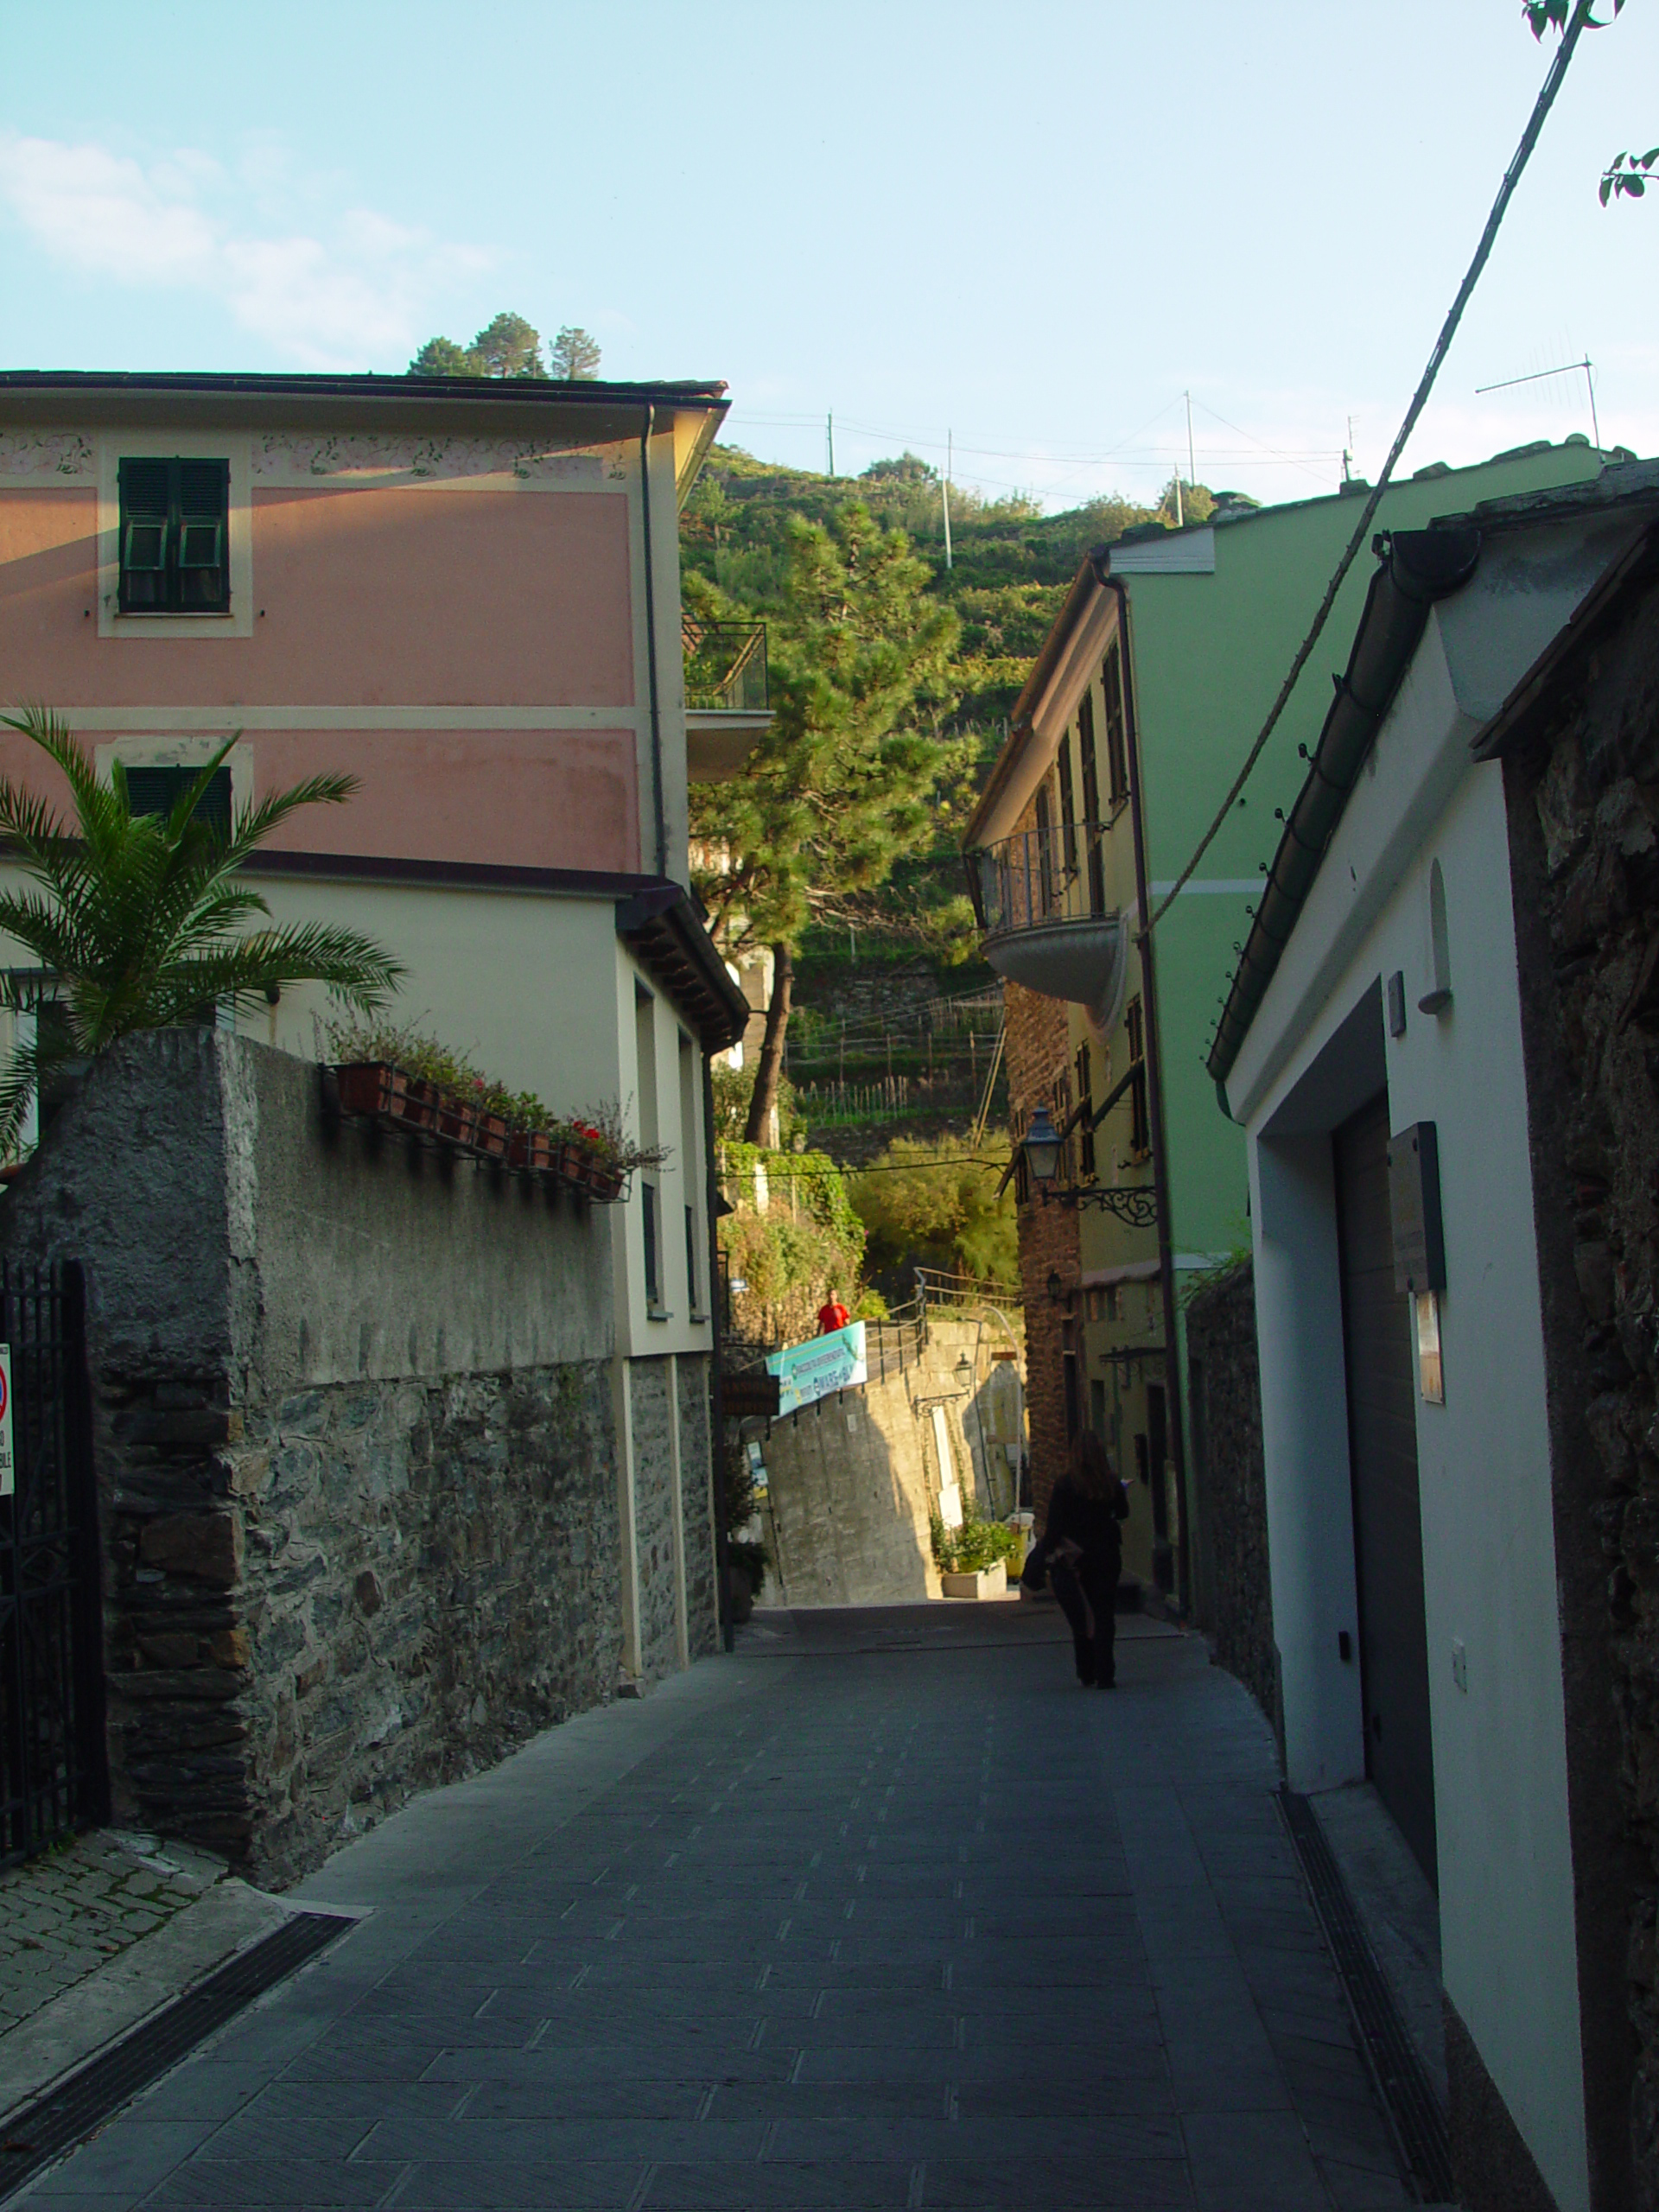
[1,1028,620,1886]
[1183,1261,1278,1744]
[1501,565,1659,2208]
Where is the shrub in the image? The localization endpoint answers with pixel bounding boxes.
[850,1134,1017,1290]
[929,1504,1022,1575]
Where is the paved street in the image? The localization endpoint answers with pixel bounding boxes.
[20,1605,1414,2210]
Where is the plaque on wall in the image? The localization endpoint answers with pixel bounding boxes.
[1388,1121,1446,1295]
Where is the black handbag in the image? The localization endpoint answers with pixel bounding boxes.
[1020,1535,1050,1593]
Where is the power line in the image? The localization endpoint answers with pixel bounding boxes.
[1147,3,1596,934]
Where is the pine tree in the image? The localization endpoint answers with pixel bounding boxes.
[690,504,967,1144]
[470,313,547,378]
[409,334,480,377]
[550,326,602,380]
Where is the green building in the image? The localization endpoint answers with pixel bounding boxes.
[963,435,1618,1607]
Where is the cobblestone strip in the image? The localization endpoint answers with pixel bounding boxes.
[0,1830,225,2036]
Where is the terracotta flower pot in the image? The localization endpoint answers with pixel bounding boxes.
[397,1077,442,1134]
[507,1129,554,1173]
[434,1092,478,1149]
[335,1061,404,1120]
[474,1111,510,1160]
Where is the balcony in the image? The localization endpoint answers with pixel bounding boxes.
[684,619,768,712]
[683,619,772,785]
[964,823,1129,1038]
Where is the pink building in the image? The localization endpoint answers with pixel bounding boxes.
[0,368,755,1686]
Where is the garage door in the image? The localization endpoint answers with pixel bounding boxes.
[1335,1091,1438,1890]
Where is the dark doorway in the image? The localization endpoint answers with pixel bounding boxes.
[0,1262,105,1866]
[1335,1092,1437,1890]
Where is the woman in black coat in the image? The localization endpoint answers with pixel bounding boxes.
[1041,1431,1130,1688]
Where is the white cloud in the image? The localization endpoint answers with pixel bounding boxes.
[0,130,493,369]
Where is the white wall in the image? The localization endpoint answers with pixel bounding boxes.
[1236,715,1590,2210]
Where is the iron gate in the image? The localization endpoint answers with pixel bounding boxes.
[0,1260,105,1867]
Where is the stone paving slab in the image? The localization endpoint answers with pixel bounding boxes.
[16,1605,1416,2209]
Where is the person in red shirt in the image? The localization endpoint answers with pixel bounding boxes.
[817,1294,850,1334]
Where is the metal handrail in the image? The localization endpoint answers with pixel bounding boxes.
[963,821,1114,936]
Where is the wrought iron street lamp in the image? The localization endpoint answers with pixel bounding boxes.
[1021,1105,1063,1185]
[1020,1107,1159,1227]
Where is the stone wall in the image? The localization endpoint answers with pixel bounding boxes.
[756,1318,1005,1608]
[630,1356,690,1681]
[1004,971,1080,1521]
[1501,563,1659,2210]
[677,1357,717,1659]
[0,1028,626,1888]
[1184,1260,1278,1743]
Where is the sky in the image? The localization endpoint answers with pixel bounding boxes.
[1,1,1655,513]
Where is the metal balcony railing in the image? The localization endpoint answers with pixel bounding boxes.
[963,822,1113,937]
[683,618,769,713]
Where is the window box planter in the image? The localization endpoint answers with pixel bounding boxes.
[507,1129,555,1174]
[588,1161,626,1204]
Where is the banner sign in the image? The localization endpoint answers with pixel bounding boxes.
[767,1322,867,1418]
[0,1344,12,1499]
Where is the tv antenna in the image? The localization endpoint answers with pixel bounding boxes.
[1476,356,1599,452]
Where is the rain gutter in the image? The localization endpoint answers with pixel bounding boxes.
[1205,527,1483,1103]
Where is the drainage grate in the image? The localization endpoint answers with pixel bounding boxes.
[0,1910,351,2202]
[1279,1788,1454,2205]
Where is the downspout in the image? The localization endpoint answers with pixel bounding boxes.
[639,404,668,880]
[1102,566,1192,1616]
[703,1052,734,1651]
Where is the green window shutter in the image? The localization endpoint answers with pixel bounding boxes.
[117,459,170,610]
[176,460,230,607]
[125,765,233,838]
[117,457,231,613]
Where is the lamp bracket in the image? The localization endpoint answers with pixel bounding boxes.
[1037,1184,1160,1229]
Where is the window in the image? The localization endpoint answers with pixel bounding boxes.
[118,458,231,613]
[1124,996,1150,1157]
[1077,690,1104,914]
[1103,642,1128,805]
[124,765,232,837]
[635,986,666,1314]
[1034,785,1055,917]
[1057,734,1077,876]
[679,1033,704,1316]
[1053,1071,1073,1182]
[642,1182,662,1308]
[1075,1041,1096,1181]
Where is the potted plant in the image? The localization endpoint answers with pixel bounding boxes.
[931,1506,1022,1600]
[470,1077,513,1162]
[500,1088,555,1173]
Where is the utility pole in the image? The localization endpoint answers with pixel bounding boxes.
[943,430,953,569]
[827,411,836,478]
[1185,390,1196,493]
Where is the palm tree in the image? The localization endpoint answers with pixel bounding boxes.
[0,709,404,1154]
